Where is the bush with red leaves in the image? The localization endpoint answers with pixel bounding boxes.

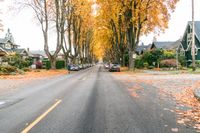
[35,61,43,69]
[160,59,177,67]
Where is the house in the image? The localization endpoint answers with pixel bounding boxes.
[136,43,151,55]
[181,21,200,64]
[28,50,48,63]
[0,29,29,64]
[149,39,182,51]
[137,21,200,65]
[136,39,182,55]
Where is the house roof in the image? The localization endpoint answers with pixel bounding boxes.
[14,48,26,54]
[0,38,8,44]
[188,21,200,42]
[0,46,7,53]
[29,50,48,58]
[152,39,181,50]
[0,38,19,48]
[136,44,150,54]
[153,42,174,49]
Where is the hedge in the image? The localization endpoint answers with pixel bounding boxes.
[56,60,65,69]
[42,60,66,69]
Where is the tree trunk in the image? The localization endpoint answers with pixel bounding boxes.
[50,58,56,69]
[129,51,135,71]
[122,54,126,67]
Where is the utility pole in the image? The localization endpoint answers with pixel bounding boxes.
[176,48,179,70]
[192,0,196,71]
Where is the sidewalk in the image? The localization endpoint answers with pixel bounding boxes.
[0,69,68,95]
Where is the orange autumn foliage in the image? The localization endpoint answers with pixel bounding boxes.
[92,0,179,60]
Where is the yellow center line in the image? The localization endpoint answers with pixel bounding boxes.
[21,100,62,133]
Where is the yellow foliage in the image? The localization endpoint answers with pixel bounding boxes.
[91,0,179,59]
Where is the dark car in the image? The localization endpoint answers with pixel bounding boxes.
[109,63,120,72]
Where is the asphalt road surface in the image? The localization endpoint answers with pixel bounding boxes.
[0,65,196,133]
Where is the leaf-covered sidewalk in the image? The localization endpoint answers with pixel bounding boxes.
[113,72,200,132]
[0,69,68,95]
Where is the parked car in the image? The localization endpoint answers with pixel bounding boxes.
[104,63,110,69]
[78,64,83,70]
[109,63,120,72]
[69,64,80,71]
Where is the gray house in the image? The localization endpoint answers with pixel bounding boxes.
[0,29,29,64]
[150,39,182,51]
[136,43,151,55]
[136,39,182,55]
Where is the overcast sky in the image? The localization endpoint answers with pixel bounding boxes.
[0,0,200,50]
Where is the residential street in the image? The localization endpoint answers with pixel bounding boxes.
[0,65,198,133]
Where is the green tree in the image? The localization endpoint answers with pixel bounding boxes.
[142,49,164,67]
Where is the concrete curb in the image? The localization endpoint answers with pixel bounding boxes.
[194,88,200,101]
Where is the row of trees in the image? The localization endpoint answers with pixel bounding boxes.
[93,0,179,70]
[17,0,95,69]
[12,0,180,70]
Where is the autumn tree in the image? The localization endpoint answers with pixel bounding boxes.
[94,0,179,69]
[93,0,128,65]
[123,0,179,70]
[63,0,94,65]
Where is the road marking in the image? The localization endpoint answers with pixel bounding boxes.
[21,100,62,133]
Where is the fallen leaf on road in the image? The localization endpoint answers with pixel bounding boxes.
[177,119,185,124]
[130,91,139,98]
[194,124,200,130]
[171,128,179,132]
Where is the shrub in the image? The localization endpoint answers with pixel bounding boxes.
[42,60,51,69]
[42,60,66,69]
[6,53,31,69]
[22,67,32,72]
[0,65,18,74]
[56,60,65,69]
[147,66,154,69]
[142,49,164,66]
[178,55,186,67]
[135,57,144,68]
[163,51,176,59]
[160,59,177,68]
[195,60,200,68]
[18,69,25,75]
[143,62,149,68]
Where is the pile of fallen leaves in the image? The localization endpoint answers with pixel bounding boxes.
[0,69,68,80]
[173,81,200,132]
[114,73,200,132]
